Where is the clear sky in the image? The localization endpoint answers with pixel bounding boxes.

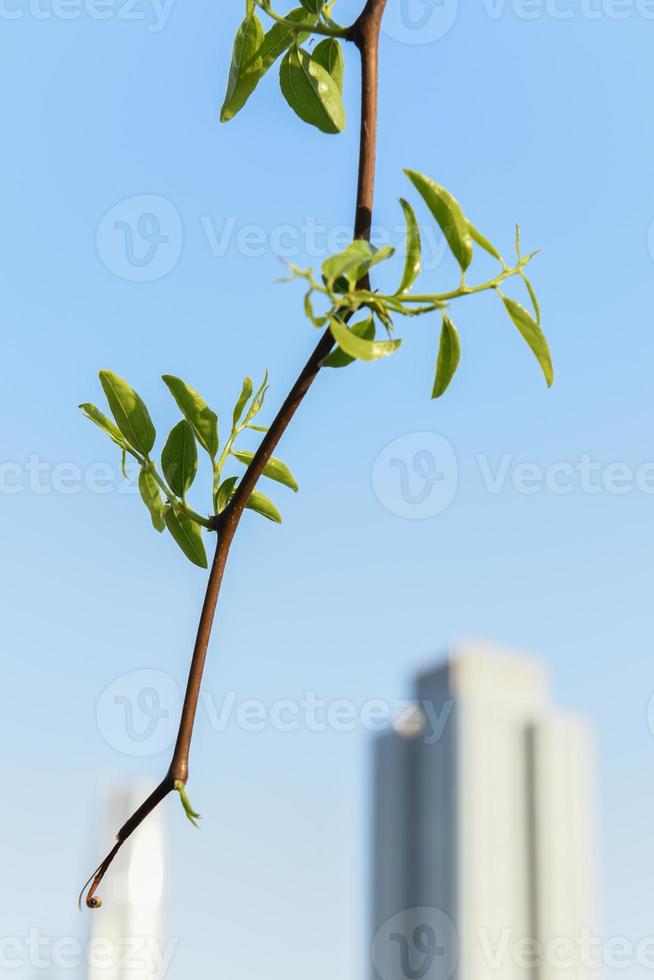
[2,0,654,977]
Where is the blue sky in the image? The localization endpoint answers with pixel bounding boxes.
[2,0,654,977]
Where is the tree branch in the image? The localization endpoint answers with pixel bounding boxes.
[80,0,389,910]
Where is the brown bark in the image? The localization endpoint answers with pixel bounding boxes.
[80,0,389,910]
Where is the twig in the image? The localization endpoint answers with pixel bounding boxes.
[80,0,390,910]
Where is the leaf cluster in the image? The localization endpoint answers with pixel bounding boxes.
[80,370,298,568]
[221,0,348,134]
[292,169,552,396]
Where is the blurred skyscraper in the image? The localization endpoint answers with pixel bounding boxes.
[86,786,168,980]
[371,642,598,980]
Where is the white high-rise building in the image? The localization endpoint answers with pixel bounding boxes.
[86,785,168,980]
[372,642,598,980]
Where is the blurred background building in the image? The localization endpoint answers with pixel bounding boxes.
[372,642,599,980]
[86,786,167,980]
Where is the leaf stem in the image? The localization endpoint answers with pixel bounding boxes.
[147,461,213,529]
[375,261,532,305]
[255,0,352,38]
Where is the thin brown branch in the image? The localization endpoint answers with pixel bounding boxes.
[80,0,389,910]
[78,776,172,908]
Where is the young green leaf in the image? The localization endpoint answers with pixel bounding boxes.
[161,420,198,498]
[322,241,394,291]
[99,371,156,456]
[138,467,166,532]
[312,38,344,93]
[299,0,323,12]
[259,8,317,72]
[467,219,503,263]
[520,273,541,324]
[404,170,473,273]
[322,315,375,367]
[322,241,372,290]
[175,781,201,829]
[304,290,327,328]
[79,403,129,450]
[245,370,269,423]
[245,489,282,524]
[231,450,299,492]
[279,47,345,135]
[396,198,422,294]
[329,315,401,361]
[233,376,254,428]
[432,314,461,399]
[161,375,219,459]
[220,5,265,123]
[500,293,553,387]
[165,505,208,568]
[216,475,239,514]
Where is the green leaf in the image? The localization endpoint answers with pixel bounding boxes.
[322,315,375,367]
[304,290,327,328]
[279,47,345,135]
[174,781,201,829]
[232,377,254,428]
[404,170,473,273]
[312,38,344,93]
[500,293,553,387]
[162,375,219,459]
[216,475,238,513]
[79,403,129,450]
[299,0,323,12]
[520,273,541,324]
[467,219,503,262]
[329,315,401,362]
[99,371,156,456]
[138,467,166,532]
[220,5,265,123]
[396,198,422,294]
[432,315,461,399]
[259,8,317,72]
[162,420,198,498]
[231,450,299,492]
[322,241,394,291]
[165,505,208,568]
[246,489,282,524]
[245,370,269,423]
